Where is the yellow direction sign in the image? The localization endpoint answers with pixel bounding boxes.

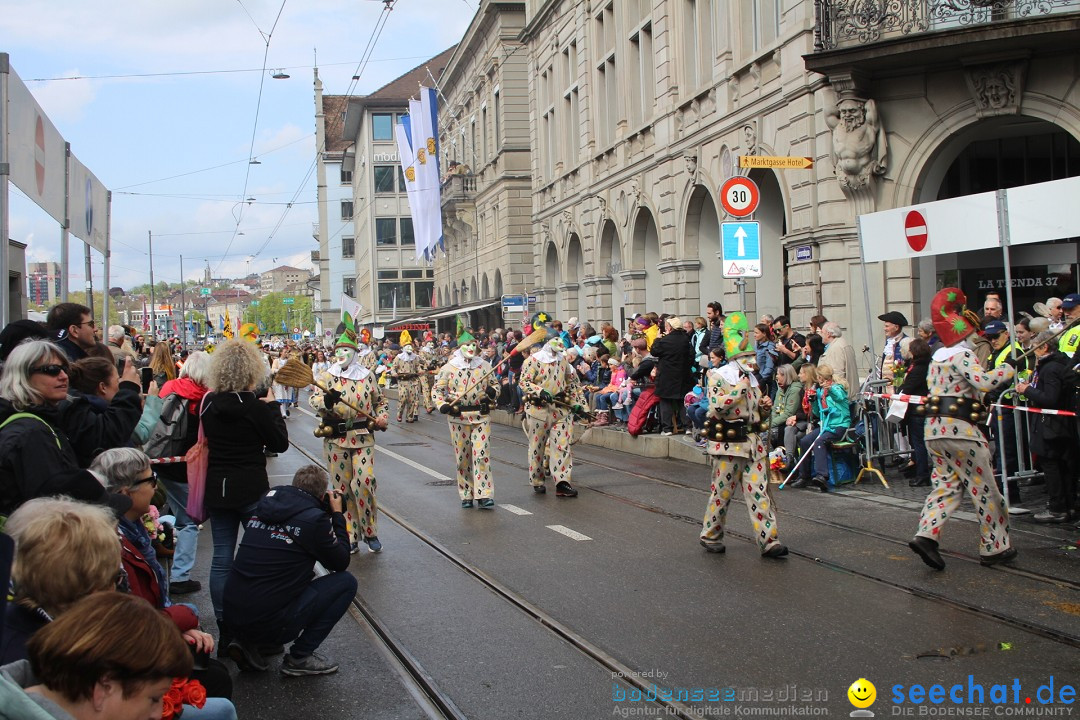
[739,155,813,170]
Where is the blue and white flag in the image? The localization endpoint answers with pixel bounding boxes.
[416,87,443,258]
[395,114,425,261]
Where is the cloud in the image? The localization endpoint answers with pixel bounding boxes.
[252,123,310,158]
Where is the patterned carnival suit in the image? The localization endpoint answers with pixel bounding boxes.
[419,349,439,413]
[917,347,1015,556]
[310,363,389,547]
[699,363,783,553]
[432,352,498,501]
[392,351,423,422]
[519,349,586,488]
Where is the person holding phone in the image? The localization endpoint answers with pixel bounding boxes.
[223,465,356,677]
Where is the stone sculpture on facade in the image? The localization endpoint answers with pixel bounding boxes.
[825,96,887,191]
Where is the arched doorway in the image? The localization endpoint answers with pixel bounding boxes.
[543,242,563,318]
[481,273,490,299]
[745,168,786,320]
[566,234,585,322]
[493,269,503,298]
[597,220,623,328]
[631,208,662,314]
[915,117,1080,317]
[686,184,722,318]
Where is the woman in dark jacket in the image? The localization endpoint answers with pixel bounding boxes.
[1015,334,1076,523]
[0,341,131,516]
[202,340,289,634]
[649,317,695,435]
[899,339,932,487]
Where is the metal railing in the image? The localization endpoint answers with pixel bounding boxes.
[815,0,1080,50]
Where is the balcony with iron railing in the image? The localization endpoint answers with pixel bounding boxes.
[814,0,1080,50]
[807,0,1080,77]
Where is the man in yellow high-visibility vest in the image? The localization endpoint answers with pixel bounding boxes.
[1057,294,1080,362]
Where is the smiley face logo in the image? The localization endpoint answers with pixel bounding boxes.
[848,678,876,709]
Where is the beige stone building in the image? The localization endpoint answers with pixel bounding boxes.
[436,1,535,331]
[260,265,311,295]
[436,0,1080,360]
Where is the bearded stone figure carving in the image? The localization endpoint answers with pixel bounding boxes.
[825,96,887,191]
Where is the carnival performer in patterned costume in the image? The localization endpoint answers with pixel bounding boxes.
[907,288,1017,570]
[310,323,390,553]
[699,313,787,558]
[432,334,499,508]
[392,342,423,423]
[519,336,587,497]
[420,342,439,414]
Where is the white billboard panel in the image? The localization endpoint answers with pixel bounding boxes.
[68,152,109,254]
[859,191,999,262]
[1005,176,1080,246]
[5,64,66,224]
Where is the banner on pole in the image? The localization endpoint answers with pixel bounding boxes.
[67,152,109,254]
[4,62,67,224]
[859,191,999,263]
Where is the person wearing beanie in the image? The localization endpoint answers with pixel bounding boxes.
[908,288,1016,572]
[0,320,50,366]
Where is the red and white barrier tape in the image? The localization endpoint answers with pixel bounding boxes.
[149,456,187,465]
[861,391,1077,417]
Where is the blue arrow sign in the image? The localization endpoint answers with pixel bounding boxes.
[721,222,762,278]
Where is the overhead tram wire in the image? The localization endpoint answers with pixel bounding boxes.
[244,0,398,266]
[214,0,289,276]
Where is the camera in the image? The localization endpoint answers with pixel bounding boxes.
[323,490,343,511]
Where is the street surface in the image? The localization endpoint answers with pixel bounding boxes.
[189,392,1080,719]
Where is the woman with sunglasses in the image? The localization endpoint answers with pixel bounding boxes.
[0,341,123,516]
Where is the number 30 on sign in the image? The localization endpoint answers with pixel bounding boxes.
[719,176,760,218]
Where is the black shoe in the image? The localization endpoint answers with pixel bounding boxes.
[909,536,945,570]
[809,475,829,493]
[788,477,808,489]
[909,477,931,488]
[555,481,578,497]
[461,499,474,509]
[227,639,269,672]
[700,539,726,553]
[533,484,546,494]
[258,644,285,656]
[980,547,1017,567]
[477,498,495,509]
[900,463,917,478]
[762,544,789,558]
[169,579,201,595]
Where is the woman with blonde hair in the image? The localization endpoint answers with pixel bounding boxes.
[201,340,289,642]
[149,341,178,386]
[793,362,850,492]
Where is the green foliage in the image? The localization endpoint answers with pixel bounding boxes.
[62,291,122,326]
[242,292,314,334]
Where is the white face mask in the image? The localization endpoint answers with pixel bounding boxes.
[460,343,477,360]
[334,347,356,366]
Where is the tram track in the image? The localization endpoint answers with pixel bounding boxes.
[379,417,1080,650]
[289,438,704,720]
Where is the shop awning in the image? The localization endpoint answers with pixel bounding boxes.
[385,299,499,328]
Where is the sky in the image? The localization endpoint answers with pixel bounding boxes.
[1,0,473,293]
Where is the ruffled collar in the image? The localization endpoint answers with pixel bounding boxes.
[533,348,559,364]
[329,361,370,381]
[932,343,971,363]
[716,360,759,387]
[449,350,484,370]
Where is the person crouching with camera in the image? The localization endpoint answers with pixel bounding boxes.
[222,465,357,677]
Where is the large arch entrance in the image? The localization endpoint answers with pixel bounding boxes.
[630,208,662,314]
[746,168,787,321]
[566,234,585,322]
[686,185,722,318]
[597,220,624,328]
[915,117,1080,318]
[543,242,563,319]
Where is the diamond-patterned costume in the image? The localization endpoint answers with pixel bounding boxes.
[699,364,782,553]
[392,352,423,421]
[916,346,1014,556]
[419,350,439,412]
[519,351,585,488]
[310,366,389,546]
[432,354,498,501]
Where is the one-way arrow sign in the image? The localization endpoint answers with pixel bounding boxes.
[721,222,762,278]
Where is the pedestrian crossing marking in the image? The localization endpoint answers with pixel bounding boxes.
[377,446,453,482]
[500,504,532,516]
[546,525,592,542]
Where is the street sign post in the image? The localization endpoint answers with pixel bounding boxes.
[250,300,259,306]
[719,176,760,218]
[721,221,762,312]
[738,155,813,170]
[282,297,295,305]
[502,294,527,313]
[200,288,211,296]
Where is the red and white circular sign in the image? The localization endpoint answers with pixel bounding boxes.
[719,176,760,218]
[904,210,928,252]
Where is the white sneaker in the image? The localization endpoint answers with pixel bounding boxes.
[612,403,623,409]
[660,431,673,437]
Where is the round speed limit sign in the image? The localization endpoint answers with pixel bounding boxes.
[719,176,760,218]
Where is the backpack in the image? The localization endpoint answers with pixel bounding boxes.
[143,393,191,459]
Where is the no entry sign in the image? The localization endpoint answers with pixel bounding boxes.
[719,176,760,218]
[904,210,928,252]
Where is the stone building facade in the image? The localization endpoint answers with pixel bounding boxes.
[437,1,535,331]
[434,0,1080,358]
